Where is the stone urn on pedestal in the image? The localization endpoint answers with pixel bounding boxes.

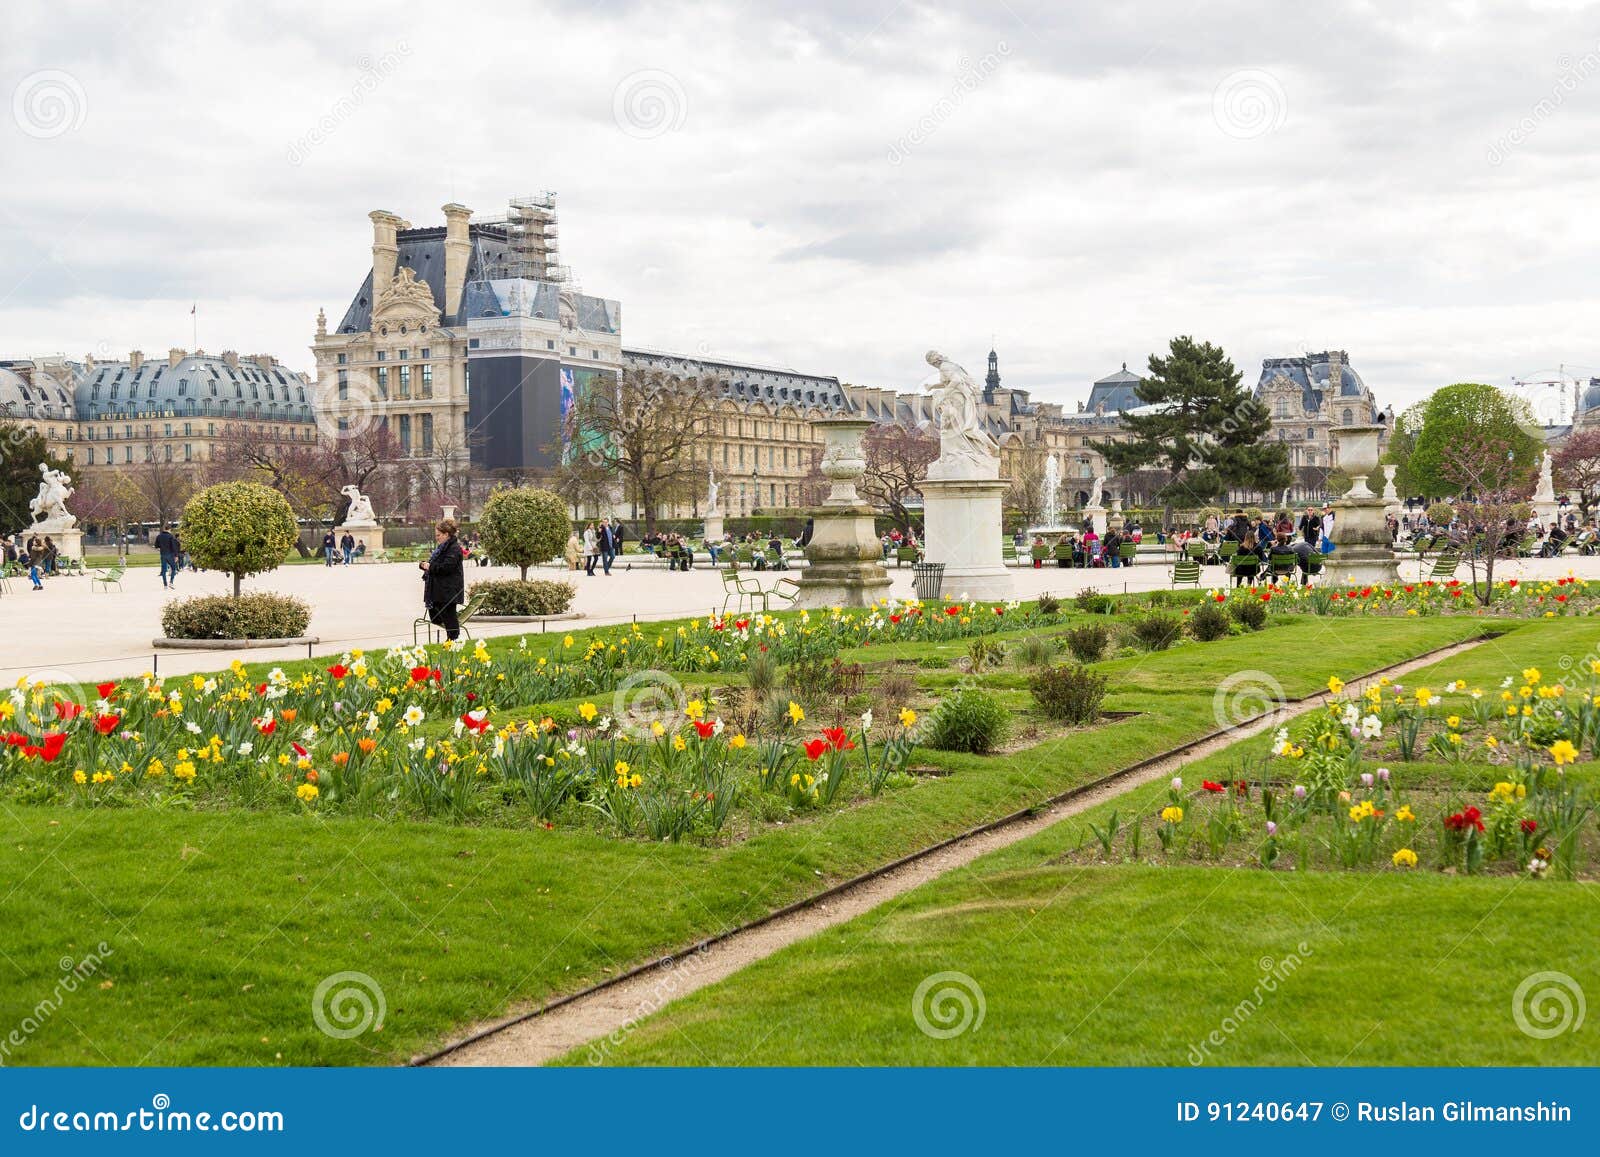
[1325,426,1399,586]
[794,418,892,609]
[1381,465,1401,518]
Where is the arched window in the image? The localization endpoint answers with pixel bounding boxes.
[1342,408,1353,425]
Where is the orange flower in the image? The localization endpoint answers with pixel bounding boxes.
[331,752,349,767]
[280,708,298,724]
[357,737,377,755]
[304,769,319,783]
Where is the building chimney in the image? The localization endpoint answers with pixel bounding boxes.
[222,350,240,370]
[168,348,186,368]
[129,349,144,372]
[442,203,471,320]
[1327,350,1343,395]
[369,209,403,299]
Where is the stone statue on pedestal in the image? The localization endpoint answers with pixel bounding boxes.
[1535,450,1556,502]
[706,470,720,514]
[338,484,377,527]
[1087,473,1104,510]
[28,464,76,531]
[925,350,999,479]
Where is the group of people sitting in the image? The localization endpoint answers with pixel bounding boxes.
[1027,523,1133,568]
[1169,507,1333,586]
[1395,508,1599,558]
[2,533,61,591]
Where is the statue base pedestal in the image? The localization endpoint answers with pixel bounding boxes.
[1324,499,1399,587]
[702,512,724,542]
[44,528,84,563]
[338,525,385,559]
[794,503,892,609]
[921,478,1014,602]
[1532,498,1560,528]
[1083,504,1108,538]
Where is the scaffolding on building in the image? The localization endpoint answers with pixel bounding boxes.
[500,193,571,284]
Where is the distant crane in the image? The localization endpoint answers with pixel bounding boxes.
[1511,364,1594,427]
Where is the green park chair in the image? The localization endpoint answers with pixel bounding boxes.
[1217,541,1238,563]
[1118,542,1137,566]
[1053,543,1073,567]
[1268,554,1299,583]
[1230,553,1259,583]
[90,565,125,593]
[895,545,920,567]
[1184,542,1206,562]
[1030,544,1049,567]
[413,591,487,646]
[1172,558,1202,588]
[1427,552,1460,582]
[767,577,800,610]
[1306,555,1325,579]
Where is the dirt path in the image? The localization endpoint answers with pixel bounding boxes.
[421,638,1485,1067]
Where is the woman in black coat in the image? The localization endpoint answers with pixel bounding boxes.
[420,518,466,641]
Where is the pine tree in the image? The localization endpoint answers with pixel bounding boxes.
[1092,336,1290,517]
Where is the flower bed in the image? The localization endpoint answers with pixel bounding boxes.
[1067,666,1600,879]
[0,598,1067,839]
[1209,576,1599,618]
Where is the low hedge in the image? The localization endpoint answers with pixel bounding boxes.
[468,579,576,617]
[161,592,311,640]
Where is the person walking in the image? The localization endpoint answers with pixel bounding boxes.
[564,530,582,571]
[24,534,44,590]
[322,529,337,567]
[598,519,617,576]
[582,522,599,576]
[420,518,466,642]
[154,523,181,588]
[340,531,355,566]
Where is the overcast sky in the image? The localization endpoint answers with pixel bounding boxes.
[4,0,1600,423]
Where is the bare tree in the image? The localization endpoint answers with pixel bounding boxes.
[858,423,938,533]
[1554,428,1600,521]
[570,368,716,533]
[1438,432,1536,606]
[72,470,151,557]
[131,440,195,528]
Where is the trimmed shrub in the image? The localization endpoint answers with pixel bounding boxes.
[181,481,298,597]
[162,592,310,640]
[468,579,576,616]
[1129,611,1183,651]
[478,487,569,580]
[1188,601,1231,642]
[1062,622,1113,663]
[1029,663,1108,725]
[1426,501,1455,527]
[1035,592,1062,616]
[1230,598,1269,631]
[925,688,1009,754]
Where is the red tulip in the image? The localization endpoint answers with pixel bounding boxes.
[410,666,431,683]
[1201,780,1225,793]
[803,738,828,761]
[95,681,117,700]
[53,701,84,721]
[693,720,717,739]
[92,714,120,736]
[326,664,349,680]
[822,726,855,752]
[40,732,67,763]
[460,711,491,734]
[257,718,277,736]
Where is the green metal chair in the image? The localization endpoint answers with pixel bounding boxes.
[895,545,920,567]
[414,591,487,646]
[1029,544,1049,567]
[1427,552,1460,582]
[1118,542,1137,566]
[1217,541,1238,563]
[1268,553,1299,583]
[90,565,125,592]
[1230,553,1259,584]
[1172,558,1202,588]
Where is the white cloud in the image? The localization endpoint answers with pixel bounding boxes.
[3,0,1600,420]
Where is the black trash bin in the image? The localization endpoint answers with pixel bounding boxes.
[912,561,945,601]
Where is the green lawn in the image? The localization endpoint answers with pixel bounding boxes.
[551,618,1600,1066]
[0,612,1489,1065]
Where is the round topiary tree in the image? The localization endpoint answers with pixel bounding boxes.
[181,481,299,597]
[477,487,570,580]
